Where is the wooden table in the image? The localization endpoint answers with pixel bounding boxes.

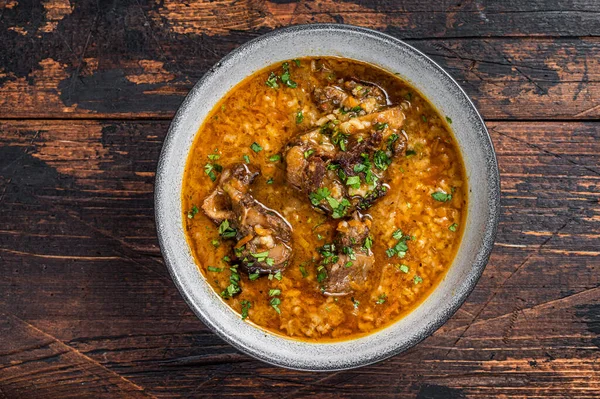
[1,1,598,397]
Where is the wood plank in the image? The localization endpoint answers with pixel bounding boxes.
[0,1,599,119]
[0,119,598,396]
[0,314,155,398]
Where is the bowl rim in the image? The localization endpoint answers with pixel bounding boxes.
[155,23,500,371]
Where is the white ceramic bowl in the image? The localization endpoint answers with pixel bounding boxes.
[155,24,500,371]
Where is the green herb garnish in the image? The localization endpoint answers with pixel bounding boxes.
[250,142,263,153]
[414,275,423,284]
[270,297,282,314]
[220,266,241,298]
[280,62,297,88]
[218,220,237,238]
[269,154,281,162]
[431,191,452,202]
[266,72,279,89]
[376,294,387,304]
[363,236,373,250]
[187,205,199,219]
[374,122,388,131]
[449,223,458,232]
[240,299,251,320]
[374,150,391,170]
[296,110,304,124]
[346,175,361,189]
[207,266,223,273]
[299,265,309,278]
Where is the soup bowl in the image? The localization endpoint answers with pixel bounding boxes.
[155,24,500,371]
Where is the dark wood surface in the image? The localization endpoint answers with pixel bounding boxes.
[0,1,598,397]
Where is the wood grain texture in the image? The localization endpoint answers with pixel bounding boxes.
[0,1,599,119]
[1,0,599,397]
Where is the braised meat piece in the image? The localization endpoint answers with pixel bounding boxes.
[202,164,293,275]
[284,106,406,218]
[320,213,374,296]
[313,79,388,115]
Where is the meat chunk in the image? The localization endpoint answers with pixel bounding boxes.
[201,164,293,275]
[284,106,406,218]
[313,79,388,115]
[320,213,374,296]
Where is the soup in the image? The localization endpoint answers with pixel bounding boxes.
[182,57,467,341]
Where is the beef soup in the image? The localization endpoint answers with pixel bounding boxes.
[182,57,467,341]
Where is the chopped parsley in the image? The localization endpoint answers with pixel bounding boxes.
[187,205,199,219]
[309,187,331,206]
[405,149,417,158]
[250,142,263,153]
[431,191,453,202]
[240,299,251,320]
[350,106,363,113]
[251,251,270,262]
[270,297,282,314]
[331,198,351,219]
[269,288,281,297]
[352,297,360,309]
[446,116,453,124]
[266,177,274,184]
[280,62,297,88]
[292,59,301,67]
[222,255,231,263]
[374,122,388,131]
[346,175,361,189]
[398,264,410,273]
[211,239,220,248]
[268,154,281,162]
[387,133,399,151]
[218,220,237,238]
[299,264,309,278]
[386,228,410,258]
[268,271,282,281]
[304,149,315,159]
[344,261,353,268]
[374,150,391,171]
[309,187,350,218]
[449,223,458,232]
[342,246,356,260]
[220,266,241,299]
[248,272,260,281]
[363,236,373,250]
[376,294,387,304]
[332,131,349,151]
[207,266,223,273]
[204,162,222,182]
[392,229,403,240]
[296,110,304,124]
[266,72,279,89]
[316,265,328,283]
[243,154,250,163]
[207,153,220,161]
[414,275,423,284]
